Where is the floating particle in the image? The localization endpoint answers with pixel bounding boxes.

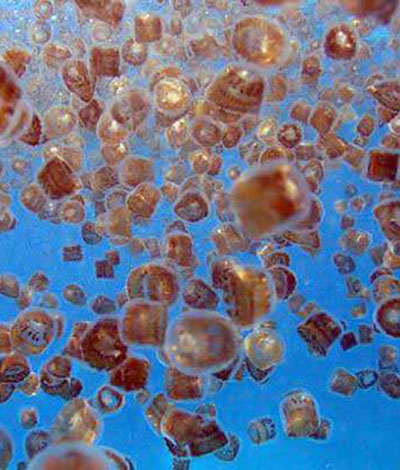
[25,429,50,459]
[311,418,331,441]
[135,14,163,43]
[82,222,103,245]
[376,297,400,337]
[63,284,87,306]
[95,260,114,279]
[165,311,239,375]
[333,253,356,274]
[340,332,358,351]
[298,313,342,357]
[94,385,125,414]
[356,370,379,389]
[231,161,311,239]
[110,356,150,392]
[91,295,117,315]
[268,265,297,300]
[244,326,284,371]
[62,59,94,103]
[63,245,83,262]
[232,17,288,68]
[324,24,357,60]
[280,390,320,438]
[330,369,358,396]
[105,250,120,266]
[82,318,127,371]
[301,55,322,86]
[74,0,125,27]
[247,417,276,444]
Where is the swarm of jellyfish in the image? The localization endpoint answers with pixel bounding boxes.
[0,0,399,468]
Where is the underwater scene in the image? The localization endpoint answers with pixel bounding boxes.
[0,0,399,468]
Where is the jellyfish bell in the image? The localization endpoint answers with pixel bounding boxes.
[164,310,240,376]
[231,160,312,239]
[27,443,109,470]
[244,325,285,371]
[280,389,320,438]
[375,296,400,338]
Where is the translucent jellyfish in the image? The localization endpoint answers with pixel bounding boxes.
[232,17,288,68]
[27,443,109,470]
[375,297,400,338]
[280,390,320,438]
[0,427,13,468]
[247,417,276,444]
[231,161,311,239]
[164,311,240,375]
[11,309,55,355]
[244,326,284,371]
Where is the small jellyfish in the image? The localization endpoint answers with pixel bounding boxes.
[214,434,240,461]
[109,356,150,392]
[231,161,311,239]
[375,296,400,338]
[330,369,358,396]
[25,430,51,459]
[324,24,357,61]
[94,385,125,415]
[27,443,109,470]
[280,390,320,438]
[11,309,55,355]
[165,367,203,401]
[62,59,94,103]
[164,311,240,375]
[244,326,284,371]
[247,417,276,444]
[297,312,342,357]
[232,17,288,68]
[20,407,39,429]
[51,398,101,445]
[38,157,82,200]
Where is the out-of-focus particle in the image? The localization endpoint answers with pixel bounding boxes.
[0,325,12,354]
[0,353,30,383]
[165,367,203,401]
[280,390,320,438]
[161,408,228,457]
[298,313,341,356]
[91,295,117,315]
[324,24,357,60]
[90,47,120,78]
[330,368,358,396]
[63,284,86,306]
[25,429,50,459]
[122,38,148,66]
[310,102,337,136]
[82,318,127,371]
[358,324,374,344]
[82,222,103,245]
[351,302,367,319]
[63,245,83,262]
[290,101,312,124]
[106,250,120,266]
[340,228,371,255]
[145,393,172,433]
[247,417,276,444]
[375,297,400,337]
[232,17,288,68]
[17,462,27,470]
[244,326,284,371]
[79,99,104,133]
[301,55,322,86]
[288,292,306,315]
[95,260,114,279]
[206,65,264,115]
[0,273,19,298]
[122,299,167,346]
[379,371,400,399]
[28,272,49,292]
[367,149,399,182]
[52,398,100,445]
[74,0,125,28]
[277,123,302,149]
[165,232,196,267]
[110,356,150,391]
[135,14,163,43]
[356,369,379,389]
[311,418,331,440]
[165,311,239,375]
[214,433,240,461]
[120,157,154,188]
[62,59,94,103]
[94,385,125,414]
[333,253,356,274]
[126,183,160,221]
[2,48,31,78]
[0,383,15,403]
[183,278,219,310]
[367,80,400,112]
[11,309,55,355]
[38,157,81,200]
[20,407,38,429]
[340,332,358,351]
[231,161,311,239]
[340,214,355,230]
[379,345,398,372]
[372,276,400,303]
[171,458,190,470]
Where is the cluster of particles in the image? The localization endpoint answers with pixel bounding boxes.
[0,0,400,468]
